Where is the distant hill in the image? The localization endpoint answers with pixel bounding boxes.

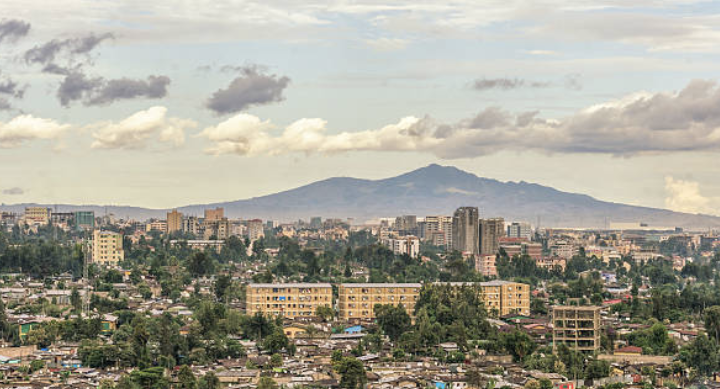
[3,164,720,228]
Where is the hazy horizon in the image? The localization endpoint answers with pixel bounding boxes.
[2,1,720,215]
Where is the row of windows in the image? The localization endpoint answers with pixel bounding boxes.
[343,288,419,294]
[255,296,330,302]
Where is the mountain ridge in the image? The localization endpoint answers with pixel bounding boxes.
[2,164,719,229]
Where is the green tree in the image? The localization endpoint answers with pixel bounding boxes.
[502,330,536,363]
[188,252,214,277]
[198,372,221,389]
[334,356,366,389]
[257,377,279,389]
[261,328,289,354]
[70,287,82,312]
[585,359,610,379]
[0,298,10,340]
[315,305,335,322]
[177,365,197,389]
[680,333,719,377]
[705,306,720,344]
[214,275,232,302]
[374,304,411,342]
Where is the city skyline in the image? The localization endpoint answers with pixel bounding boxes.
[1,1,720,215]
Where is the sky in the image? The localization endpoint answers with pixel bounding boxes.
[1,0,720,214]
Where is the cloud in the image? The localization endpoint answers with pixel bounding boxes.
[0,115,70,148]
[89,106,196,149]
[199,79,720,159]
[0,19,30,44]
[472,76,579,91]
[24,33,113,66]
[2,187,24,195]
[57,71,103,106]
[206,66,290,115]
[199,113,440,156]
[0,78,26,98]
[473,78,551,91]
[664,177,719,215]
[56,71,171,107]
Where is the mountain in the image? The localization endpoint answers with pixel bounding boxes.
[3,164,720,228]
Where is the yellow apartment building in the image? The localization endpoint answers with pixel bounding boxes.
[167,209,183,233]
[444,281,531,316]
[246,283,332,319]
[92,230,125,265]
[338,283,421,321]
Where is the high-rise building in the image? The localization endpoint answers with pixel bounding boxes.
[92,230,124,265]
[246,283,332,319]
[479,217,505,255]
[507,222,532,240]
[167,209,183,234]
[247,219,264,241]
[424,215,453,249]
[183,216,200,237]
[74,211,95,230]
[452,207,479,254]
[552,305,602,352]
[394,215,418,236]
[338,283,421,321]
[204,207,224,222]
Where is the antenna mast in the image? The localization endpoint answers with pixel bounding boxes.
[83,237,91,318]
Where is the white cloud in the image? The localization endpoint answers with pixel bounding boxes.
[198,79,720,159]
[90,106,196,149]
[664,176,719,215]
[199,113,441,156]
[0,115,70,148]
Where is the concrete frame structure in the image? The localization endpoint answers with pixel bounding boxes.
[552,305,602,352]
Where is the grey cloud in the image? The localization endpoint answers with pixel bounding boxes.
[86,75,171,106]
[0,19,30,44]
[42,63,72,75]
[473,76,580,91]
[2,187,24,195]
[206,66,290,114]
[57,71,103,107]
[0,78,26,99]
[57,72,170,107]
[473,78,550,91]
[0,98,11,111]
[24,33,113,65]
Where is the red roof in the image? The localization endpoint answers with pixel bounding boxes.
[603,299,623,306]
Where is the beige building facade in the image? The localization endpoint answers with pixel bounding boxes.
[246,283,332,319]
[92,230,125,265]
[338,283,421,321]
[445,281,531,316]
[167,209,183,233]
